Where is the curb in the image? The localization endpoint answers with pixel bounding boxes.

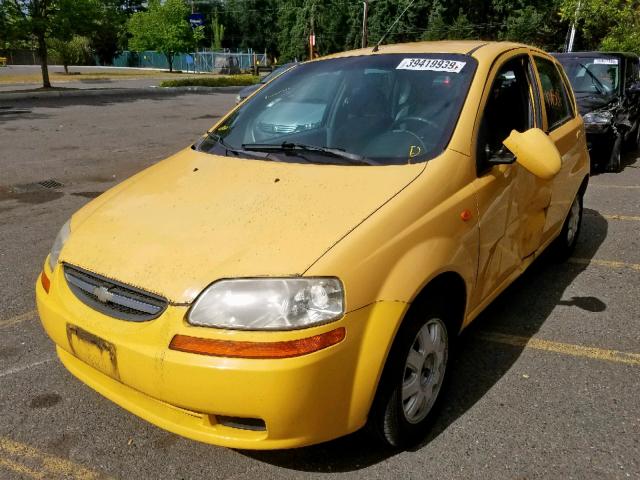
[0,85,243,101]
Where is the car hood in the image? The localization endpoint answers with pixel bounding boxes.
[61,148,425,304]
[574,92,617,116]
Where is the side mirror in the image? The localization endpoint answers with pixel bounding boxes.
[502,128,561,179]
[627,81,640,94]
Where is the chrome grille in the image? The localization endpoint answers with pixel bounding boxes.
[63,264,168,322]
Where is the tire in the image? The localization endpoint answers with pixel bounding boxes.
[623,122,640,151]
[606,136,622,172]
[551,190,583,261]
[368,306,450,448]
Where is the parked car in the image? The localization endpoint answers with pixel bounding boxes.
[553,51,640,172]
[235,62,297,104]
[37,41,589,450]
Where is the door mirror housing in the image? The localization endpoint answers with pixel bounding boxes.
[627,81,640,95]
[502,128,561,179]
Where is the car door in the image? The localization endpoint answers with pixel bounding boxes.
[469,50,553,310]
[531,54,586,245]
[622,56,640,128]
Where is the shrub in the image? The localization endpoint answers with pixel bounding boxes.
[160,75,258,88]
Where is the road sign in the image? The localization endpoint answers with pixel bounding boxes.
[189,13,205,28]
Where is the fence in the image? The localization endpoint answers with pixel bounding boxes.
[0,48,268,73]
[110,50,268,73]
[0,49,41,65]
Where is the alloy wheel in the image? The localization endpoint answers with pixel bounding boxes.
[401,318,448,424]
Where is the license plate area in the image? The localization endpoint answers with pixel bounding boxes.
[66,324,120,380]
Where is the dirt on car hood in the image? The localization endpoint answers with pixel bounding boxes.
[61,148,425,303]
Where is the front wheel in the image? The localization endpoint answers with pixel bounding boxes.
[606,136,622,172]
[368,310,449,448]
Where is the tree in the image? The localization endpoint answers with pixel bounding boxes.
[4,0,100,88]
[447,10,477,40]
[501,6,552,47]
[225,0,278,55]
[128,0,199,72]
[560,0,640,52]
[422,0,448,41]
[91,0,139,65]
[49,35,91,73]
[211,13,224,51]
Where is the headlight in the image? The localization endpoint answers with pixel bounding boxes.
[235,95,242,104]
[583,111,613,125]
[48,220,71,271]
[187,278,344,330]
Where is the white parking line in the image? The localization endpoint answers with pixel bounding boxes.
[589,184,640,189]
[0,310,37,330]
[569,257,640,271]
[0,358,54,379]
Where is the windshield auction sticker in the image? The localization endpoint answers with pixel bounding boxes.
[397,58,466,73]
[593,58,619,65]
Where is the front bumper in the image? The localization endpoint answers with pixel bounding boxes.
[36,262,407,449]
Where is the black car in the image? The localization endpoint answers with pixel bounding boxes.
[235,62,297,104]
[554,51,640,172]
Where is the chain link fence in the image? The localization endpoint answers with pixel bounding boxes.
[0,48,268,74]
[111,50,268,73]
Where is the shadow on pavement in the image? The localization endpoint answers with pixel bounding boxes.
[590,147,638,176]
[0,90,231,124]
[239,209,608,472]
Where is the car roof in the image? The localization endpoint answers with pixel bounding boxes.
[317,40,546,65]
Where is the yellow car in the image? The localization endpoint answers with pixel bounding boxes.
[36,41,589,450]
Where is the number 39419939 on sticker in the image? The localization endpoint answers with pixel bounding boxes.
[396,58,466,73]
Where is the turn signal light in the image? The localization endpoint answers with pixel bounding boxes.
[169,327,346,359]
[41,271,51,293]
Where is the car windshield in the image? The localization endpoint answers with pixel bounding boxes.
[260,64,292,84]
[197,54,477,165]
[557,56,620,95]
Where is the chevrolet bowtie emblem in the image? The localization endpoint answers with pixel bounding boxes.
[93,286,114,304]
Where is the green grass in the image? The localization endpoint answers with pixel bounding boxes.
[159,75,259,88]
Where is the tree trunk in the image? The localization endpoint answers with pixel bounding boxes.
[166,53,173,73]
[37,33,51,88]
[64,63,69,74]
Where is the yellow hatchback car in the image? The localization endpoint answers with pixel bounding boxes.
[37,41,589,449]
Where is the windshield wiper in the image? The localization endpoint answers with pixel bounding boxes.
[242,142,377,165]
[579,63,606,95]
[200,131,272,159]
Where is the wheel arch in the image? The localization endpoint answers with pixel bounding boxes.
[360,270,468,438]
[359,270,467,426]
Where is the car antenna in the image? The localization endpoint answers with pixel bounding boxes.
[372,0,416,53]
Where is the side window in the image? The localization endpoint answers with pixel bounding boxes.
[477,56,535,172]
[534,57,573,130]
[625,58,636,90]
[624,58,640,91]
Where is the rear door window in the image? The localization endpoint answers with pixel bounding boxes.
[534,57,574,130]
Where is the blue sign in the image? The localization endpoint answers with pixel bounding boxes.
[189,13,205,28]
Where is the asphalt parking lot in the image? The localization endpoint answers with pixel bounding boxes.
[1,92,639,479]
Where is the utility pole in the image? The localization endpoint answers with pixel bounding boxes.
[310,11,315,60]
[361,1,369,48]
[190,0,195,14]
[566,0,581,52]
